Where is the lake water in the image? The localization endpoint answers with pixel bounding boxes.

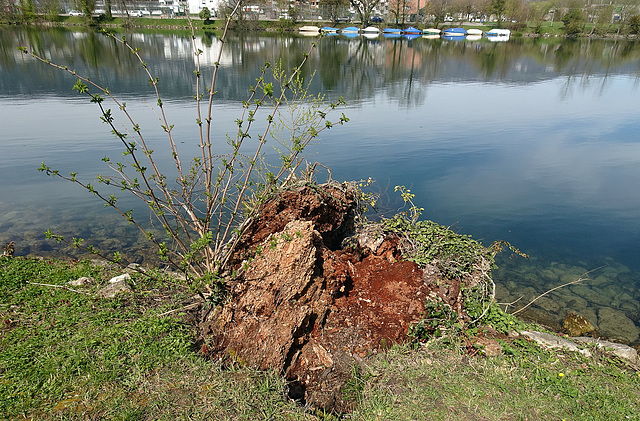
[2,27,640,343]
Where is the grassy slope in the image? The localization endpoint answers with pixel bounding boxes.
[1,256,639,420]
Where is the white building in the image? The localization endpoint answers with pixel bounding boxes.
[186,0,224,15]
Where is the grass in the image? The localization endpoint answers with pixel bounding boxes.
[2,256,640,420]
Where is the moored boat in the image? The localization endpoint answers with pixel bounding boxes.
[361,26,380,33]
[402,26,421,34]
[423,28,441,35]
[466,28,483,36]
[320,26,339,33]
[485,28,511,37]
[298,25,320,33]
[442,27,467,36]
[340,26,360,33]
[382,28,401,33]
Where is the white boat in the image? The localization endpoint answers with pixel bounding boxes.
[466,28,483,36]
[423,28,441,35]
[361,26,380,34]
[485,28,511,37]
[298,25,320,33]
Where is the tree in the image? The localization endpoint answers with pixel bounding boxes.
[389,0,409,24]
[76,0,96,18]
[490,0,507,25]
[199,6,211,22]
[629,14,640,34]
[426,0,452,27]
[562,3,584,36]
[349,0,383,26]
[320,0,349,21]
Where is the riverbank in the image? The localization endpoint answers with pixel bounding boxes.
[3,15,637,39]
[1,255,639,419]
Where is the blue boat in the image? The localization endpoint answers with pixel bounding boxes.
[443,27,467,36]
[321,26,339,33]
[402,26,421,34]
[340,26,360,33]
[382,28,401,34]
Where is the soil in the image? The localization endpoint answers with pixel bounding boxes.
[197,183,474,413]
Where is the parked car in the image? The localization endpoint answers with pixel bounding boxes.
[68,10,83,16]
[371,16,383,23]
[336,16,351,23]
[129,10,143,17]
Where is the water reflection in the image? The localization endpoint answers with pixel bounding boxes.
[3,27,640,103]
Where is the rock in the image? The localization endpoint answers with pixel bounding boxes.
[474,337,502,357]
[97,280,133,298]
[533,296,562,313]
[597,307,640,344]
[67,276,93,287]
[108,273,132,284]
[520,330,591,357]
[572,337,639,364]
[562,312,595,336]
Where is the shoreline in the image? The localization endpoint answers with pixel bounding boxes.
[3,17,640,40]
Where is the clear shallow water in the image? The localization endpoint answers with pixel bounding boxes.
[2,27,640,342]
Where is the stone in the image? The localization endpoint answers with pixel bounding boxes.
[97,280,133,298]
[67,276,93,287]
[520,330,591,357]
[474,337,502,357]
[597,307,640,344]
[562,312,595,336]
[108,273,132,284]
[572,337,639,364]
[533,296,562,313]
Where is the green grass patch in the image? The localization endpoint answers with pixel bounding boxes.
[2,256,640,419]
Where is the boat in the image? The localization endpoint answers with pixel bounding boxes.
[361,26,380,34]
[298,25,320,34]
[423,28,441,35]
[382,28,401,34]
[485,28,511,37]
[402,26,421,34]
[442,27,467,36]
[340,26,360,33]
[466,28,483,36]
[320,26,339,33]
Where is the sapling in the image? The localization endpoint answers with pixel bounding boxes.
[20,4,348,286]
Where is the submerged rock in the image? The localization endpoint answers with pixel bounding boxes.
[597,307,640,344]
[562,312,595,337]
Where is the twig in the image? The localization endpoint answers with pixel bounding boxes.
[27,281,91,295]
[498,296,523,312]
[511,267,603,316]
[157,302,201,317]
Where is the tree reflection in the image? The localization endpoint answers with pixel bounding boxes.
[2,26,640,106]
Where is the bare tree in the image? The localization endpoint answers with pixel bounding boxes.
[349,0,383,25]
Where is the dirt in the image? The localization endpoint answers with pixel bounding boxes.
[198,183,463,413]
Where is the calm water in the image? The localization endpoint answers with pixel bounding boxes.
[2,27,640,342]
